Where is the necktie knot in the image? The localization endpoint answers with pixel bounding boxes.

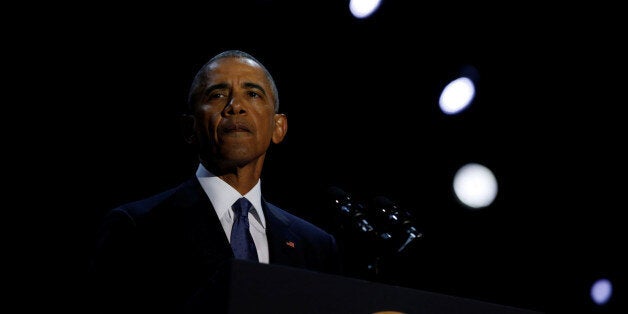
[230,197,258,262]
[233,197,251,219]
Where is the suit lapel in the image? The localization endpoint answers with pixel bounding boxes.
[175,178,234,273]
[263,200,304,267]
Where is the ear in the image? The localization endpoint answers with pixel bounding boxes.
[271,113,288,144]
[180,113,197,144]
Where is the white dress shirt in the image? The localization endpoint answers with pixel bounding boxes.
[195,163,269,263]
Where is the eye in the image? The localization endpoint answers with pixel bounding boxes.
[247,91,261,98]
[206,91,226,99]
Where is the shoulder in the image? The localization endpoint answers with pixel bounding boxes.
[114,186,179,219]
[106,178,201,223]
[264,201,334,240]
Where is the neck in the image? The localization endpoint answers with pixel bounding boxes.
[200,159,263,195]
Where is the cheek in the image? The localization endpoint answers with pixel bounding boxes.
[196,111,221,129]
[197,116,221,145]
[267,118,279,135]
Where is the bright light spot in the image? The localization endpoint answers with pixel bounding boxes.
[453,163,498,209]
[591,278,612,305]
[349,0,382,19]
[439,77,475,115]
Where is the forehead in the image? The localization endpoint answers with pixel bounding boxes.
[204,57,269,85]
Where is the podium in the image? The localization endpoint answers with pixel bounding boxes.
[198,259,542,314]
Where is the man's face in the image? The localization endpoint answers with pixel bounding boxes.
[190,57,283,170]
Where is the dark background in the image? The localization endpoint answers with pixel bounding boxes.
[14,1,625,313]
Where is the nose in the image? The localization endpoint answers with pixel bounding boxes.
[224,96,247,116]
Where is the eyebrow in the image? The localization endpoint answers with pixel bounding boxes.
[242,82,267,97]
[204,82,267,97]
[204,83,229,95]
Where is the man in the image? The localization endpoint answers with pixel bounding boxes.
[88,50,341,313]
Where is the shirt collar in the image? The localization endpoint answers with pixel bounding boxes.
[195,163,266,228]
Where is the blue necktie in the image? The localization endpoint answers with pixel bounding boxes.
[230,197,259,262]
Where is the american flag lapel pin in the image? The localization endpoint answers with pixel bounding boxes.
[285,241,295,248]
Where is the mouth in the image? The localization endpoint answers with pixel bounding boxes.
[223,121,252,133]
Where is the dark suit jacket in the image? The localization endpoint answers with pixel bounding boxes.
[87,177,341,313]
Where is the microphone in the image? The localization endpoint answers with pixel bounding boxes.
[327,186,374,234]
[327,186,423,254]
[370,196,424,253]
[326,187,425,278]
